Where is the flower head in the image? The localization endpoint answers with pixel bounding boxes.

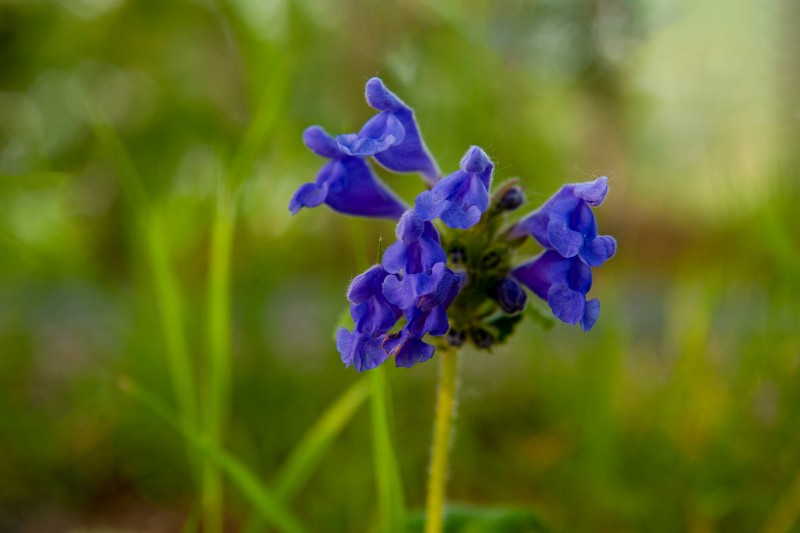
[291,78,617,371]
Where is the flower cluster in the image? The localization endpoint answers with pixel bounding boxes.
[290,78,616,371]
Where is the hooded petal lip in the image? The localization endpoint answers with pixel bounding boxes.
[412,146,493,230]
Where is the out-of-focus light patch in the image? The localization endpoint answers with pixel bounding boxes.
[296,0,344,31]
[242,158,298,240]
[29,71,84,159]
[631,0,779,217]
[522,20,585,83]
[8,186,73,247]
[593,2,639,65]
[752,379,779,426]
[231,0,287,42]
[0,92,44,175]
[386,42,420,88]
[172,144,221,199]
[72,62,158,133]
[262,278,333,371]
[68,163,118,218]
[57,0,124,19]
[29,281,123,387]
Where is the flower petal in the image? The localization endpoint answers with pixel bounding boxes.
[336,328,388,372]
[303,126,342,159]
[581,299,601,331]
[336,112,405,157]
[365,77,406,112]
[322,157,407,219]
[289,181,329,214]
[546,283,585,325]
[547,199,584,258]
[396,210,425,243]
[512,250,564,300]
[381,241,407,274]
[573,176,608,206]
[423,305,450,336]
[347,265,389,303]
[360,78,440,180]
[580,235,617,267]
[510,176,609,242]
[413,146,492,230]
[382,274,415,309]
[383,331,436,368]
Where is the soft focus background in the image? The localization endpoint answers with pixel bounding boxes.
[1,0,799,531]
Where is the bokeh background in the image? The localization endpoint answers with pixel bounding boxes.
[1,0,799,531]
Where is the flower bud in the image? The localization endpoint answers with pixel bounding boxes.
[498,186,525,211]
[491,278,527,314]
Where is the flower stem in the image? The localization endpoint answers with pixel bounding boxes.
[425,347,459,533]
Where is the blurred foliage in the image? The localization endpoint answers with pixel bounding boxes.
[0,0,799,531]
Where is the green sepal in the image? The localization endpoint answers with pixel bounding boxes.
[486,312,525,343]
[525,301,555,331]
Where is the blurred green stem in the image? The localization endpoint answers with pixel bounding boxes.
[202,183,237,533]
[146,209,199,477]
[371,365,407,533]
[425,348,459,533]
[761,465,800,533]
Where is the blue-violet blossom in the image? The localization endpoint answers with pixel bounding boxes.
[290,78,617,371]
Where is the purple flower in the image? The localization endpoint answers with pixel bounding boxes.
[383,262,463,335]
[413,146,494,230]
[382,210,447,276]
[289,126,407,219]
[380,262,463,368]
[337,265,403,372]
[337,78,440,183]
[294,78,617,371]
[512,250,600,331]
[510,176,616,266]
[347,265,403,335]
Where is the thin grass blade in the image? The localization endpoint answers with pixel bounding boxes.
[272,377,371,502]
[371,366,407,533]
[119,378,309,533]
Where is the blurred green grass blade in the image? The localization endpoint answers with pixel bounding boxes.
[761,465,800,533]
[228,55,291,191]
[78,80,200,483]
[71,83,149,208]
[406,505,551,533]
[202,180,236,533]
[180,503,200,533]
[119,378,309,533]
[146,209,200,470]
[371,366,407,533]
[272,377,371,502]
